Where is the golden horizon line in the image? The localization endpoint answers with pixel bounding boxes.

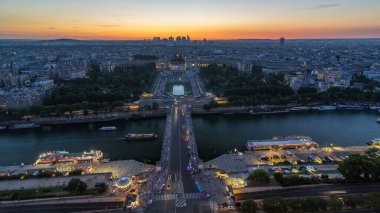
[1,36,380,40]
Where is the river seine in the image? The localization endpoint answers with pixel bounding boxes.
[0,111,379,165]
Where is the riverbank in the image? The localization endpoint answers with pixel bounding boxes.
[0,109,167,126]
[204,145,371,173]
[1,109,379,166]
[1,103,379,127]
[192,104,380,115]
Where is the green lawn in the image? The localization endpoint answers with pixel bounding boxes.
[164,82,174,95]
[184,82,192,94]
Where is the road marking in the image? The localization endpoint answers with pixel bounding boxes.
[153,194,176,201]
[184,193,202,200]
[175,174,187,208]
[177,175,184,194]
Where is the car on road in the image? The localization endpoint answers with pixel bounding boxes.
[306,166,317,173]
[259,156,269,161]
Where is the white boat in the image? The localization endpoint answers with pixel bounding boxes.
[368,138,380,146]
[246,136,319,151]
[337,104,364,110]
[99,126,117,131]
[9,123,40,129]
[369,106,380,110]
[290,106,310,111]
[317,105,336,111]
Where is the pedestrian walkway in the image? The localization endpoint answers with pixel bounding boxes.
[184,193,202,200]
[153,193,202,202]
[154,194,176,201]
[175,196,187,208]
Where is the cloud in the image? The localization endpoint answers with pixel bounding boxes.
[47,27,56,30]
[72,26,80,29]
[97,24,120,28]
[296,4,340,10]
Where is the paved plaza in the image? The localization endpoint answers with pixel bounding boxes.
[0,173,111,191]
[91,160,155,179]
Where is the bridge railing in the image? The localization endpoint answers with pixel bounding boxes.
[185,107,200,165]
[155,108,173,191]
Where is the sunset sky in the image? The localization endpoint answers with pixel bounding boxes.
[1,0,380,40]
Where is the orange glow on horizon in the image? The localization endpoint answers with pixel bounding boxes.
[1,0,380,40]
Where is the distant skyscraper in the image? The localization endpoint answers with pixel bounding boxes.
[280,37,285,46]
[176,36,181,42]
[186,35,190,42]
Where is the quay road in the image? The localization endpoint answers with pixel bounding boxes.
[235,183,380,201]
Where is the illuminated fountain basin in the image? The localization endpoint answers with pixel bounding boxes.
[173,85,185,96]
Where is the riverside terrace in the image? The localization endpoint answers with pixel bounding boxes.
[0,160,155,191]
[204,146,370,173]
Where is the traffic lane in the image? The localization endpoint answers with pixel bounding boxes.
[0,202,123,213]
[179,106,198,193]
[169,106,181,172]
[235,183,380,200]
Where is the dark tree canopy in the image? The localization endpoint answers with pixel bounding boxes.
[199,64,380,107]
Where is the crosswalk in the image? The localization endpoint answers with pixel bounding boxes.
[184,193,202,199]
[175,175,187,208]
[153,172,202,207]
[153,193,202,201]
[167,172,179,182]
[154,194,176,201]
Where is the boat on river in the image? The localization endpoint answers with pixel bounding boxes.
[34,150,103,165]
[99,126,117,131]
[337,104,364,110]
[290,106,310,111]
[9,123,40,130]
[246,135,319,151]
[369,106,380,111]
[367,138,380,146]
[125,133,158,141]
[315,105,336,111]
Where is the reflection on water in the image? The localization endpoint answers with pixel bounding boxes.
[194,111,380,160]
[0,118,165,166]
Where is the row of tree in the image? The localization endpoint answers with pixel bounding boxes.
[0,63,156,121]
[44,63,156,106]
[239,193,380,213]
[274,172,345,187]
[337,149,380,183]
[199,64,380,107]
[66,178,108,195]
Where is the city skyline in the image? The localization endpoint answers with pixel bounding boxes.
[1,0,380,40]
